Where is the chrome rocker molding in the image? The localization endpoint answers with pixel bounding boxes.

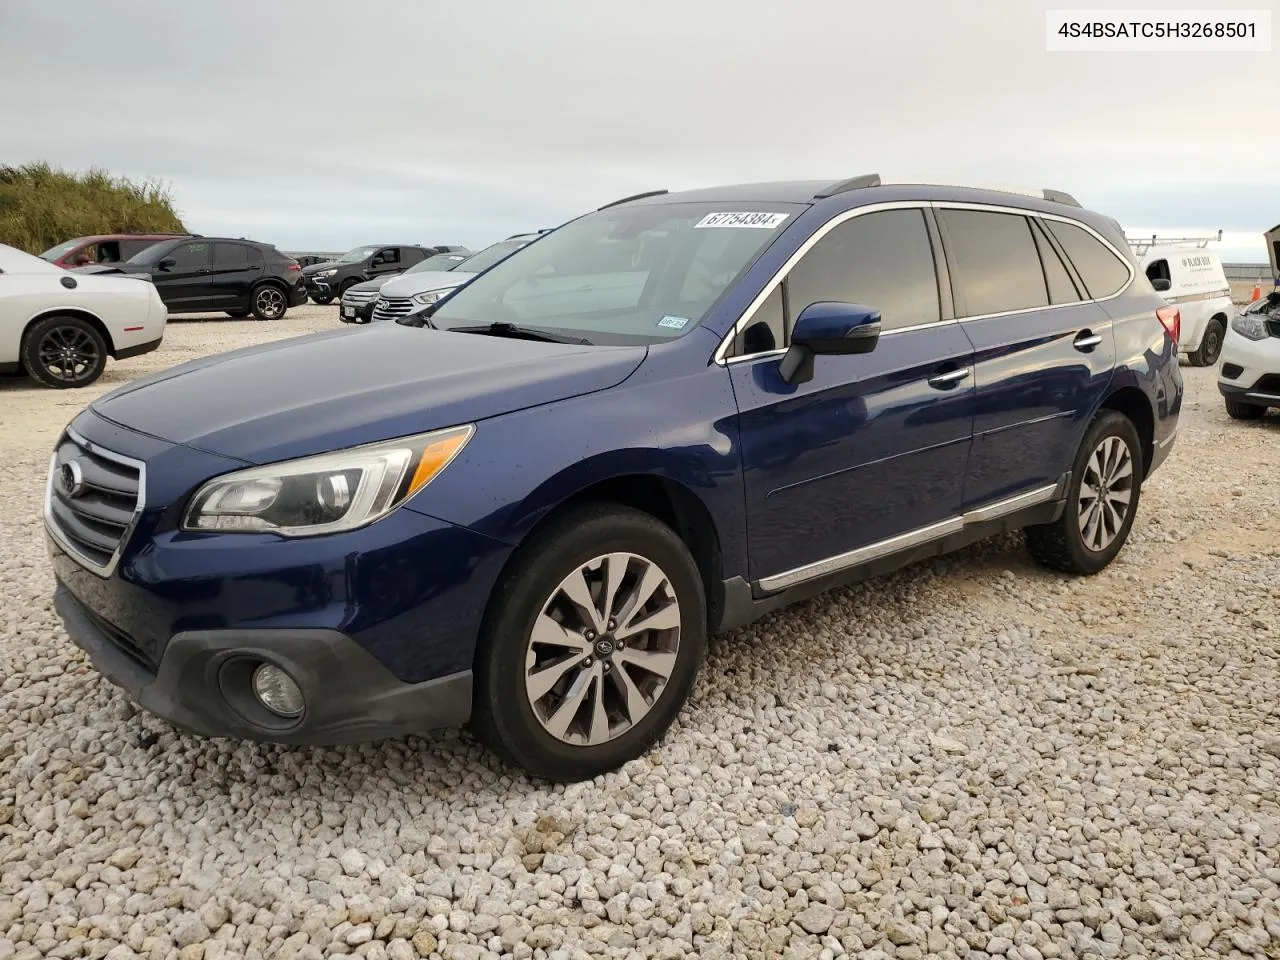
[756,482,1060,594]
[44,426,148,579]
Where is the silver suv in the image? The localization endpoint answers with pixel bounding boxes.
[369,234,542,324]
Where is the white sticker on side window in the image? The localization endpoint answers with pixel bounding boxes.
[694,212,790,229]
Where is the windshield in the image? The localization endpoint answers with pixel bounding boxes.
[405,253,468,275]
[337,245,380,264]
[455,239,531,275]
[125,241,178,265]
[431,203,800,345]
[40,239,84,260]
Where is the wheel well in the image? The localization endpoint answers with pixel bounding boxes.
[252,278,288,295]
[23,309,117,358]
[1100,387,1154,476]
[518,475,724,626]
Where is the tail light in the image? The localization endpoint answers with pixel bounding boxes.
[287,263,301,272]
[1156,305,1180,346]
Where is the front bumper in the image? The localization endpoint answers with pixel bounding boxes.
[340,298,378,324]
[1218,324,1280,406]
[304,276,336,298]
[54,583,472,744]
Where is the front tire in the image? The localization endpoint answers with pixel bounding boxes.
[1188,317,1225,367]
[251,284,288,321]
[1025,410,1143,575]
[310,294,333,305]
[471,505,706,782]
[21,315,108,389]
[1224,397,1266,420]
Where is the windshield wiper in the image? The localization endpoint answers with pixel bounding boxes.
[449,322,593,345]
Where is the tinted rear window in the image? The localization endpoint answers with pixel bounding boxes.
[938,210,1048,316]
[1045,220,1131,299]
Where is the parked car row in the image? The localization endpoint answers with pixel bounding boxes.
[302,244,471,304]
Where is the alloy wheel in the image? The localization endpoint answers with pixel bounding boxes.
[524,552,681,746]
[38,326,100,383]
[256,287,285,319]
[1077,435,1134,552]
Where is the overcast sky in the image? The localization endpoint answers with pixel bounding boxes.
[1,0,1276,261]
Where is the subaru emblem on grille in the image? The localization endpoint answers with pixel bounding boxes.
[59,461,85,499]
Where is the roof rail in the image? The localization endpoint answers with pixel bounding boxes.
[812,174,882,199]
[598,189,669,210]
[1125,230,1222,255]
[1041,188,1081,207]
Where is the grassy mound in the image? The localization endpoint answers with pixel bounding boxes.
[0,162,187,254]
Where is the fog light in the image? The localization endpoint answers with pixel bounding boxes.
[251,663,304,718]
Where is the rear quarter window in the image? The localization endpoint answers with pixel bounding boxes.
[1045,220,1131,300]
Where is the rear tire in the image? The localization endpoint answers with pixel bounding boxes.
[1224,397,1266,420]
[471,504,706,782]
[250,284,288,321]
[1188,318,1225,367]
[1025,410,1143,576]
[21,315,108,389]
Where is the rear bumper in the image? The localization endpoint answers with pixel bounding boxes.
[54,583,473,744]
[289,284,308,307]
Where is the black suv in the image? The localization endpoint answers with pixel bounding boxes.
[301,245,461,304]
[77,237,308,320]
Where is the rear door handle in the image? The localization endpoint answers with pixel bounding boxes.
[927,367,971,389]
[1074,330,1103,351]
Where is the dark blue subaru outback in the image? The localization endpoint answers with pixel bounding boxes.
[47,175,1183,781]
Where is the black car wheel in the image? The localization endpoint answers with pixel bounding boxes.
[251,284,288,321]
[1188,318,1225,367]
[1025,410,1143,575]
[22,315,108,389]
[472,504,706,782]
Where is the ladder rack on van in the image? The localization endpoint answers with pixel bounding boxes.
[1125,230,1222,256]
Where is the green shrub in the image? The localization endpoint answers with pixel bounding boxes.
[0,162,187,254]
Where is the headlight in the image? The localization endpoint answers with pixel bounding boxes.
[182,424,474,536]
[412,289,450,305]
[316,269,337,279]
[1231,313,1270,341]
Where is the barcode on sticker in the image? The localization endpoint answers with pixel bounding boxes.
[695,212,789,229]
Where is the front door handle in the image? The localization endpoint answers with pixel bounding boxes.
[927,367,971,389]
[1074,330,1103,351]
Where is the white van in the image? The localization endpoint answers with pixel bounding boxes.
[1135,245,1234,366]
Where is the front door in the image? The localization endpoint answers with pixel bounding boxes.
[727,206,976,591]
[153,240,213,310]
[935,207,1120,508]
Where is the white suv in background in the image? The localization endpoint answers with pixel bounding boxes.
[1,243,167,388]
[1218,224,1280,420]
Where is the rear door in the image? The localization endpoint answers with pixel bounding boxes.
[209,242,264,307]
[938,206,1118,509]
[727,205,976,591]
[152,240,213,309]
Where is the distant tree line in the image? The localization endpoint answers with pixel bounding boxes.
[0,162,187,254]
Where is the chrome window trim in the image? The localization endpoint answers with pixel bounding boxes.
[714,199,1136,366]
[44,426,147,579]
[756,483,1059,594]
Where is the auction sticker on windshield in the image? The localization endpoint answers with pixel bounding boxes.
[695,212,790,229]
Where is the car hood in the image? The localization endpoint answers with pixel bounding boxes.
[1265,224,1279,281]
[302,261,346,276]
[89,324,647,464]
[72,263,151,277]
[347,276,389,294]
[379,270,476,299]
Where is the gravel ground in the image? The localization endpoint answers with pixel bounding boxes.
[1,306,1278,960]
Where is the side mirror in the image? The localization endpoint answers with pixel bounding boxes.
[157,257,176,271]
[1150,277,1171,292]
[779,302,881,385]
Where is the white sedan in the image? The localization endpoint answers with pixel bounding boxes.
[1,242,167,388]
